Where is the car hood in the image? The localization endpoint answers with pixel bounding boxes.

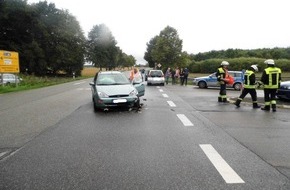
[96,84,135,96]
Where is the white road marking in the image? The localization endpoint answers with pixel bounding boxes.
[159,89,164,92]
[176,114,194,126]
[0,151,8,158]
[156,86,160,89]
[200,144,245,184]
[77,88,91,91]
[162,94,169,98]
[167,101,176,107]
[73,81,86,85]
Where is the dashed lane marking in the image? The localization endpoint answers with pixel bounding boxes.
[159,89,164,92]
[73,81,86,85]
[177,114,194,126]
[0,151,8,158]
[200,144,245,184]
[167,101,176,107]
[77,88,91,91]
[162,94,169,98]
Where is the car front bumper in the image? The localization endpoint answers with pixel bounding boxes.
[94,96,139,108]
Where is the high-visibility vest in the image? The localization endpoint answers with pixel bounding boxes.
[217,67,228,84]
[263,67,281,89]
[243,70,255,89]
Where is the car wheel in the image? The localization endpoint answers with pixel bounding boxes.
[233,82,242,91]
[147,83,151,86]
[161,83,165,86]
[198,81,207,88]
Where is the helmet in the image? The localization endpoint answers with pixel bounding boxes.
[264,59,275,65]
[250,65,258,72]
[221,61,229,66]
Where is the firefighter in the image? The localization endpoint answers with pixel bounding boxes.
[260,59,282,112]
[234,65,260,108]
[216,61,230,103]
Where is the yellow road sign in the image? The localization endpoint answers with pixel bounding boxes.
[0,50,20,73]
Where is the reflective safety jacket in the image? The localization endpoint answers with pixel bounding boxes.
[261,66,282,89]
[243,70,256,89]
[216,67,228,84]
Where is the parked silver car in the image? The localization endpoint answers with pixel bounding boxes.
[0,73,22,85]
[147,70,165,86]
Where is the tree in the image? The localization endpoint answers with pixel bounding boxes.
[144,26,183,69]
[32,2,86,75]
[87,24,118,70]
[144,36,158,68]
[0,0,86,76]
[115,49,135,69]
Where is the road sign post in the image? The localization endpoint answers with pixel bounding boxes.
[0,50,20,87]
[0,50,20,73]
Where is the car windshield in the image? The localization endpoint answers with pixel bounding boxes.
[96,73,130,85]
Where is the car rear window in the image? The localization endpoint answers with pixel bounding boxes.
[149,70,163,77]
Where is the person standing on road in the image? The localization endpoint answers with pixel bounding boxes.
[165,67,171,85]
[260,59,282,112]
[179,68,184,85]
[129,67,142,109]
[174,67,180,84]
[234,65,260,108]
[171,68,176,85]
[182,67,189,86]
[216,61,230,103]
[130,67,141,82]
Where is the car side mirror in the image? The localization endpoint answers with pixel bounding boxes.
[89,82,95,86]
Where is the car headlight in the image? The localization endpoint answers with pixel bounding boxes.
[98,91,109,98]
[129,89,138,96]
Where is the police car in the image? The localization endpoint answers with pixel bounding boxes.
[192,71,244,90]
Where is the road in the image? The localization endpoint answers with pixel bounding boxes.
[0,80,290,189]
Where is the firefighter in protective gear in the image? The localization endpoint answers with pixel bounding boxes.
[260,59,282,112]
[234,65,260,108]
[216,61,230,102]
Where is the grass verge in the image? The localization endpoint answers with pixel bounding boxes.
[0,75,90,94]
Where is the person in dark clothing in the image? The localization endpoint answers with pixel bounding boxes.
[171,69,176,85]
[182,68,189,86]
[234,65,260,108]
[180,68,185,85]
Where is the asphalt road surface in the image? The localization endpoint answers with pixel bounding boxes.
[1,80,290,190]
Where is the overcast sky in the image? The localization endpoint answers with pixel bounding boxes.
[27,0,290,65]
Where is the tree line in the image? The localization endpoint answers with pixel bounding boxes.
[0,0,135,76]
[143,27,290,73]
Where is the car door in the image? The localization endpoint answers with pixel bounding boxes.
[132,75,145,97]
[207,73,218,87]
